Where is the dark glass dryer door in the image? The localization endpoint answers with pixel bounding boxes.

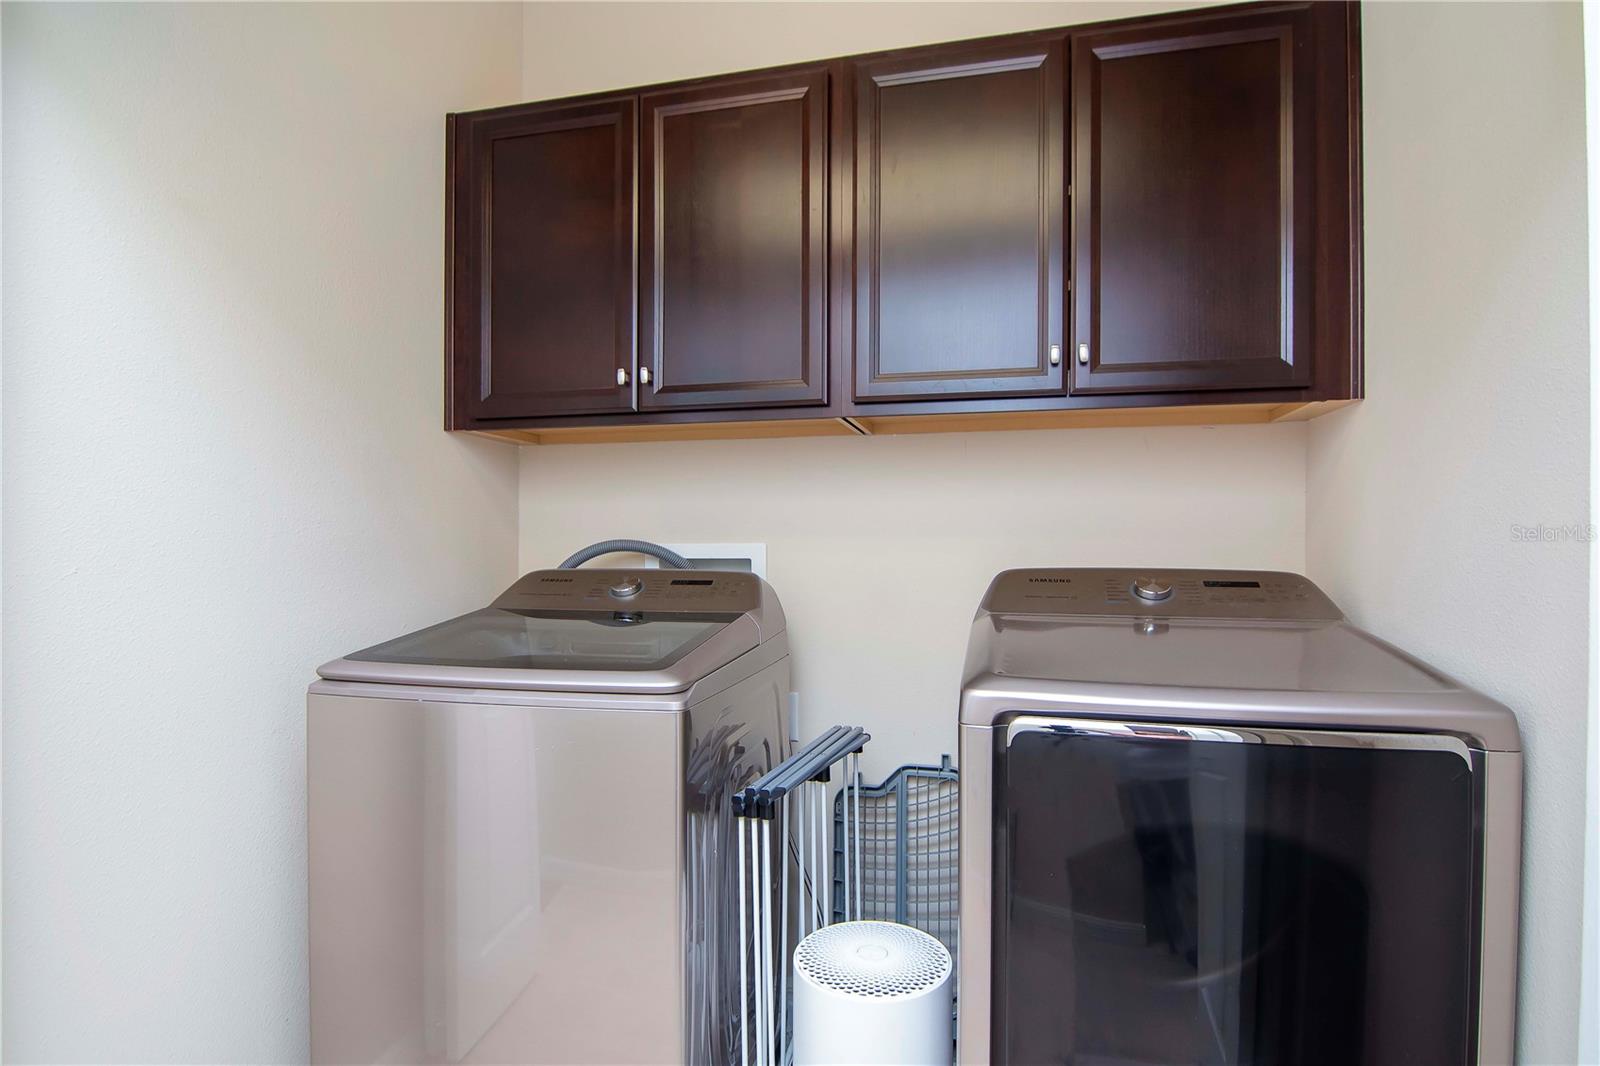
[993,718,1479,1066]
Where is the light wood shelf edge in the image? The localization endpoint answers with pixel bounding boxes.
[467,400,1360,446]
[470,417,859,446]
[1264,398,1359,422]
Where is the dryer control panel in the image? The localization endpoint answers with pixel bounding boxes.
[493,568,761,616]
[982,568,1343,622]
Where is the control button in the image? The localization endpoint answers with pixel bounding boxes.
[1131,577,1174,602]
[609,577,644,599]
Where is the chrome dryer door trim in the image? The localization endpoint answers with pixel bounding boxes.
[1004,715,1476,765]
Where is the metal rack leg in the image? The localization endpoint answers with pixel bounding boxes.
[821,783,830,931]
[779,803,789,1058]
[810,783,819,929]
[842,773,851,922]
[853,753,864,921]
[738,818,750,1066]
[761,819,774,1066]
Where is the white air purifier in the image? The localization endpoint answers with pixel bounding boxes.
[792,920,953,1066]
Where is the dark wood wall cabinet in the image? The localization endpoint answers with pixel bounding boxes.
[446,0,1361,445]
[848,38,1067,403]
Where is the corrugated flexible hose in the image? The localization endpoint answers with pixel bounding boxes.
[557,539,695,570]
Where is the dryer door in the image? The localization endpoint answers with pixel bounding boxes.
[992,718,1479,1066]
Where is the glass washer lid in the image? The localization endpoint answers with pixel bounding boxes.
[346,607,740,673]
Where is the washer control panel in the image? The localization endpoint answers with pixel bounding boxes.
[493,569,761,615]
[982,568,1342,621]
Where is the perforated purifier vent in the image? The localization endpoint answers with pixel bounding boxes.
[793,920,952,1000]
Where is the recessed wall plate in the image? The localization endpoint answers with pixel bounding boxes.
[642,542,767,579]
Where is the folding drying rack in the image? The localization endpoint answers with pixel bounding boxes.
[731,725,870,1066]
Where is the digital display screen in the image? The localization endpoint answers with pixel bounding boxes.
[671,578,715,586]
[1203,580,1262,588]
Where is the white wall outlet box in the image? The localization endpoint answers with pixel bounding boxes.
[643,543,767,579]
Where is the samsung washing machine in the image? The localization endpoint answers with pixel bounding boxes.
[957,568,1521,1066]
[308,567,789,1065]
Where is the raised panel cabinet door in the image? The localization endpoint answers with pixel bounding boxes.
[850,38,1067,403]
[1071,7,1315,394]
[640,68,829,411]
[449,98,637,422]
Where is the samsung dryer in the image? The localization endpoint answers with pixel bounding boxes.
[308,569,790,1066]
[957,568,1521,1066]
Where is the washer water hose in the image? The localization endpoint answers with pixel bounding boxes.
[558,539,695,570]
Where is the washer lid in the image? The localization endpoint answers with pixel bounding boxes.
[316,569,776,694]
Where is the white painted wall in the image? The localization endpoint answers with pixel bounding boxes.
[1306,4,1591,1063]
[518,2,1308,781]
[1,4,523,1061]
[520,1,1207,100]
[520,428,1307,780]
[1583,7,1600,1061]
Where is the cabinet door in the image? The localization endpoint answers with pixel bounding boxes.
[449,98,637,421]
[850,39,1066,403]
[1071,8,1314,394]
[640,69,829,411]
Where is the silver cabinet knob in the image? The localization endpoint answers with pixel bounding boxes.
[1048,344,1061,367]
[1077,343,1090,366]
[609,577,643,599]
[616,367,629,386]
[639,366,652,385]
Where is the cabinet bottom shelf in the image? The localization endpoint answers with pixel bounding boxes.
[466,400,1356,446]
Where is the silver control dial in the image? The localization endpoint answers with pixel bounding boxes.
[1131,577,1173,602]
[609,577,644,599]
